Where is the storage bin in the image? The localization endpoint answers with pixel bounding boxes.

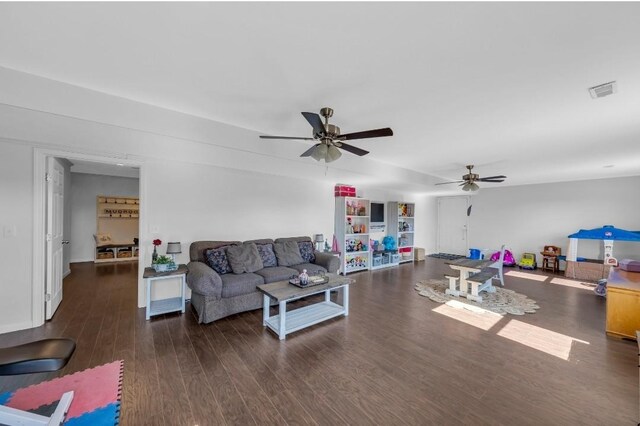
[414,248,425,261]
[335,184,356,197]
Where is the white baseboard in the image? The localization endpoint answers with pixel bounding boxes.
[63,269,71,278]
[0,320,34,335]
[70,258,93,264]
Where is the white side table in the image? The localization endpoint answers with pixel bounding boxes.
[143,264,187,320]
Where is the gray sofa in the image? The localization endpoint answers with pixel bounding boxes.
[187,236,340,323]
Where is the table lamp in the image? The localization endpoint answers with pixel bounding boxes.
[166,242,182,263]
[314,234,324,251]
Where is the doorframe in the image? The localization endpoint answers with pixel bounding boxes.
[436,195,470,255]
[32,147,146,328]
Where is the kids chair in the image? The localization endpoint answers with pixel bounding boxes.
[490,245,506,287]
[541,245,561,273]
[0,338,76,425]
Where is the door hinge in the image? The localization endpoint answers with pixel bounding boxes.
[45,173,52,182]
[45,293,51,302]
[46,234,52,242]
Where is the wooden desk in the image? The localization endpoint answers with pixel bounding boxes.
[606,268,640,339]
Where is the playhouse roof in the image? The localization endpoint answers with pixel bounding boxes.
[568,225,640,241]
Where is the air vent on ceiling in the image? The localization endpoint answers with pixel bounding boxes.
[589,81,617,99]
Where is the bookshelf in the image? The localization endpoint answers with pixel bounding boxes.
[334,197,370,274]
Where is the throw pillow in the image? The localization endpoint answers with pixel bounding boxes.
[205,247,232,275]
[273,241,304,266]
[256,243,277,268]
[297,241,316,263]
[226,243,264,274]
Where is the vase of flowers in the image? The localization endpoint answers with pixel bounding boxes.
[152,239,161,264]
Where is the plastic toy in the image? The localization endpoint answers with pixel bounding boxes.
[490,249,516,266]
[518,253,537,270]
[382,236,397,251]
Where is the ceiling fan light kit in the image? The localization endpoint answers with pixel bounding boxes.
[436,165,506,191]
[259,107,393,163]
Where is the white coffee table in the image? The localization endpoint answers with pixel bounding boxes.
[257,274,352,340]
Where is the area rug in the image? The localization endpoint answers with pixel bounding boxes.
[427,253,467,260]
[415,279,539,315]
[0,360,123,425]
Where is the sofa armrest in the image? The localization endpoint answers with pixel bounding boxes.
[313,251,340,274]
[187,262,223,300]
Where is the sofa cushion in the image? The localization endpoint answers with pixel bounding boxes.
[255,266,299,283]
[255,243,277,268]
[273,241,304,266]
[297,241,316,263]
[190,241,241,263]
[220,273,264,298]
[226,243,264,274]
[205,247,233,275]
[289,263,327,275]
[275,236,312,244]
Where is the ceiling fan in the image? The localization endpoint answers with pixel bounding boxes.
[435,165,507,191]
[259,107,393,163]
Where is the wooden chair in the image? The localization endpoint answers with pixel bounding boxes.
[541,245,561,273]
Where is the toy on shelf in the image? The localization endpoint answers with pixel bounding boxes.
[382,235,397,251]
[518,253,537,270]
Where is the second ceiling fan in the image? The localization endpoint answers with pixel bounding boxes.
[260,107,393,163]
[436,165,507,191]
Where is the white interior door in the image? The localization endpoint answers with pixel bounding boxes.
[437,196,469,255]
[46,157,65,320]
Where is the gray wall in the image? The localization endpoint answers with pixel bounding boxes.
[70,173,140,262]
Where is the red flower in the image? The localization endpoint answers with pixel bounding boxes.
[153,239,162,246]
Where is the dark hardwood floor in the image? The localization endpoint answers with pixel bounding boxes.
[1,259,637,425]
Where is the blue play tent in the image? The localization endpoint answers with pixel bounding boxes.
[568,225,640,241]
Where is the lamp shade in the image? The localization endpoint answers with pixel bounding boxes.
[314,234,324,243]
[166,242,182,254]
[326,145,342,163]
[311,144,328,161]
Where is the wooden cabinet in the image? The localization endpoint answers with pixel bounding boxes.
[606,268,640,340]
[95,195,139,263]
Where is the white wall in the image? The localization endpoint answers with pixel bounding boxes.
[467,176,640,261]
[69,172,140,263]
[0,141,34,333]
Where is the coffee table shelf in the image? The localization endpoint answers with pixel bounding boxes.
[264,301,345,337]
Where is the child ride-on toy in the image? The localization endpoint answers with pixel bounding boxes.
[518,253,537,270]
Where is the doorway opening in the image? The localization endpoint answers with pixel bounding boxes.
[34,148,144,327]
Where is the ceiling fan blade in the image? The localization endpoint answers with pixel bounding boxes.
[478,175,506,180]
[260,135,315,140]
[479,179,505,183]
[435,181,465,186]
[340,127,393,141]
[301,112,326,136]
[336,142,369,156]
[300,144,321,157]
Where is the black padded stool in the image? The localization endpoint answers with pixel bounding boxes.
[0,338,76,425]
[0,338,75,376]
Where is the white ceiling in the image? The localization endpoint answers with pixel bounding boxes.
[1,2,639,188]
